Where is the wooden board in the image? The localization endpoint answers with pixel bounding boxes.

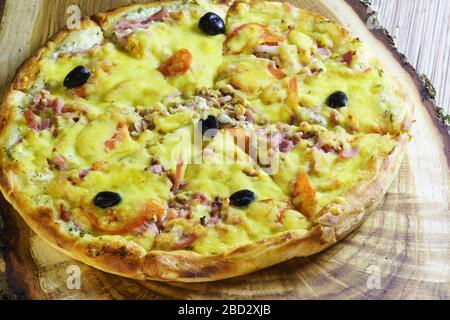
[1,0,449,300]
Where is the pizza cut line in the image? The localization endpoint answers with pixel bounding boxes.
[0,0,412,282]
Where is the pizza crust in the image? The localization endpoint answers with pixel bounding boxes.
[0,133,408,282]
[0,0,412,282]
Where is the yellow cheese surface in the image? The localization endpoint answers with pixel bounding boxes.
[0,0,409,255]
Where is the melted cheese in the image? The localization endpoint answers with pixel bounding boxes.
[0,0,410,256]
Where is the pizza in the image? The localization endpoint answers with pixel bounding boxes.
[0,0,412,282]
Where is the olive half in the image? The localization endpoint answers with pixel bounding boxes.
[63,66,91,89]
[199,12,226,35]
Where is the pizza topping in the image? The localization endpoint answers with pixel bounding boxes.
[339,147,360,159]
[171,159,184,194]
[211,196,224,216]
[316,47,332,57]
[50,155,68,171]
[268,61,286,80]
[104,122,128,151]
[51,97,65,115]
[60,204,72,222]
[326,91,348,109]
[93,191,122,209]
[255,44,280,58]
[342,50,355,65]
[86,202,164,235]
[200,115,220,138]
[199,12,226,35]
[279,138,295,153]
[229,190,256,207]
[224,23,285,55]
[23,109,39,130]
[293,172,317,217]
[63,66,91,89]
[158,49,193,77]
[172,234,199,250]
[193,192,211,206]
[148,164,163,175]
[114,8,170,40]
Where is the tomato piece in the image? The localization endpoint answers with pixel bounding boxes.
[85,202,165,235]
[104,122,128,152]
[158,49,193,77]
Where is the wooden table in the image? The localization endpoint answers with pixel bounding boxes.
[0,0,449,300]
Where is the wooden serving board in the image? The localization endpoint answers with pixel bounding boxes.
[1,0,449,300]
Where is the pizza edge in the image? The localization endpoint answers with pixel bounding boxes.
[0,1,411,282]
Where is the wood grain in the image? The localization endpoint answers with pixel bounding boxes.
[372,0,450,117]
[0,0,449,300]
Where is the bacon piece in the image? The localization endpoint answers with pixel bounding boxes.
[316,47,331,57]
[24,109,39,130]
[193,192,210,206]
[158,49,193,77]
[342,51,355,65]
[78,168,90,180]
[172,234,199,250]
[115,8,169,34]
[148,164,163,175]
[171,159,184,194]
[339,148,360,159]
[52,97,65,115]
[279,139,295,153]
[52,155,68,171]
[60,204,72,222]
[208,215,221,226]
[293,172,317,217]
[218,95,233,105]
[38,119,51,131]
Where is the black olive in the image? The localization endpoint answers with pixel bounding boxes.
[93,191,122,209]
[326,91,348,108]
[199,12,226,35]
[63,66,91,89]
[200,115,219,138]
[229,190,256,207]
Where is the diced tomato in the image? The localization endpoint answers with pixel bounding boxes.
[158,49,193,77]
